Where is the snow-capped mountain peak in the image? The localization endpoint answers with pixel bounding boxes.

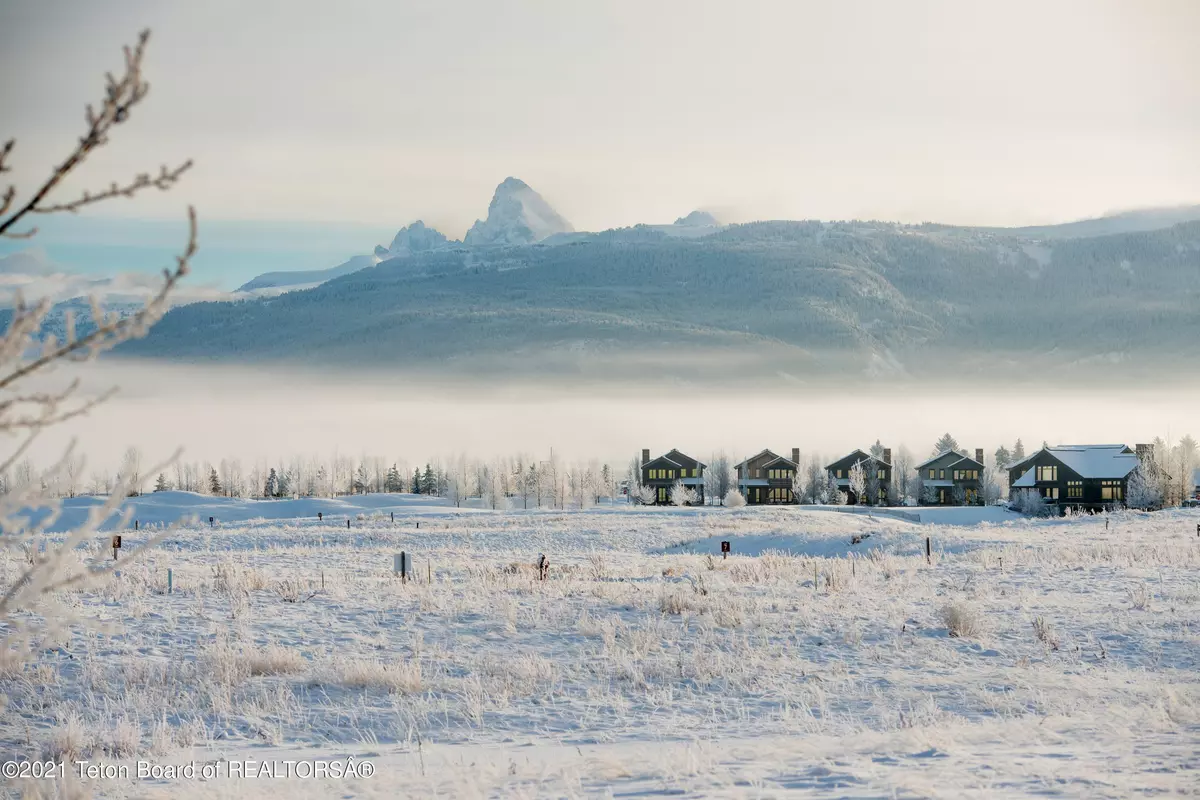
[385,220,451,257]
[463,177,573,247]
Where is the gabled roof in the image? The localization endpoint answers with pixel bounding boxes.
[643,455,683,469]
[644,449,706,470]
[825,449,889,470]
[915,450,966,470]
[663,448,707,468]
[1009,444,1139,480]
[761,454,798,469]
[735,449,780,468]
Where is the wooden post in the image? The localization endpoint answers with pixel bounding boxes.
[391,511,394,523]
[347,519,351,529]
[538,553,548,581]
[427,562,431,584]
[318,512,323,522]
[416,521,420,529]
[135,520,139,531]
[925,536,931,565]
[321,570,325,590]
[111,535,121,561]
[208,516,214,528]
[394,552,408,582]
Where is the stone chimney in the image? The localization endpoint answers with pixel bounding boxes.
[791,447,800,464]
[975,448,984,465]
[1136,443,1153,462]
[882,448,892,465]
[641,448,650,466]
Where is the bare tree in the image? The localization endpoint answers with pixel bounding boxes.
[0,29,194,683]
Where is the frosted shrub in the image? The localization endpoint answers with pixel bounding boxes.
[941,601,982,638]
[1032,616,1060,650]
[325,657,423,693]
[724,489,746,508]
[245,644,307,676]
[47,713,91,762]
[1127,583,1152,611]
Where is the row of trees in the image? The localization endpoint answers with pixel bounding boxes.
[4,433,1195,511]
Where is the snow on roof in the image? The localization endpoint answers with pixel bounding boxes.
[1043,445,1139,479]
[1011,467,1036,488]
[665,449,707,468]
[761,455,798,469]
[644,455,683,468]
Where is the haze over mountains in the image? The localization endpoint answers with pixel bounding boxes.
[110,178,1200,386]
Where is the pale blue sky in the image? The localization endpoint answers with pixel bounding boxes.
[2,0,1199,286]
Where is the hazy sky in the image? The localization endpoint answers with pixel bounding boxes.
[3,0,1199,244]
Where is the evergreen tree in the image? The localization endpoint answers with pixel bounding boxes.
[869,439,885,459]
[153,473,170,493]
[420,464,435,495]
[1013,438,1026,462]
[265,468,279,498]
[209,468,222,496]
[994,445,1012,470]
[412,467,421,494]
[385,464,402,493]
[931,433,960,457]
[353,464,370,494]
[277,469,292,498]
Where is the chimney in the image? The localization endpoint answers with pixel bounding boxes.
[1136,443,1153,462]
[975,448,984,465]
[882,448,892,465]
[791,447,800,465]
[641,448,650,466]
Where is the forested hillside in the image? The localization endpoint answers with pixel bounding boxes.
[117,219,1200,382]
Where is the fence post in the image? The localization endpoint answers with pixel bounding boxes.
[347,519,351,530]
[167,568,173,594]
[925,536,931,565]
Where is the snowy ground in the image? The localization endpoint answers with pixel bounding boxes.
[2,494,1198,798]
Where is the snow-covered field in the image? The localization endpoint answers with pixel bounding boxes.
[3,494,1198,798]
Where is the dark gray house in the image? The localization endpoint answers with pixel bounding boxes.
[825,448,892,505]
[640,448,706,505]
[1007,444,1141,512]
[916,448,985,505]
[736,448,800,504]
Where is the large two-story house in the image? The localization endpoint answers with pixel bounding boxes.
[916,448,985,505]
[736,448,800,504]
[640,448,706,505]
[1007,444,1141,512]
[825,448,892,505]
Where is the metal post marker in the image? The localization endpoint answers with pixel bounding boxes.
[167,569,173,594]
[926,536,931,565]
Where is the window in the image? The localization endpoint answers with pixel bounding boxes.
[836,469,844,479]
[954,469,979,481]
[928,469,935,479]
[1041,486,1058,500]
[878,488,886,503]
[1067,480,1083,498]
[1101,480,1123,501]
[877,469,888,481]
[939,469,945,480]
[767,488,793,503]
[1036,465,1057,482]
[768,468,793,480]
[965,488,978,504]
[656,487,669,503]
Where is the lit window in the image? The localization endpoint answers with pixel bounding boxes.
[939,469,945,480]
[1067,480,1082,498]
[1042,487,1059,500]
[1037,465,1057,482]
[928,469,935,479]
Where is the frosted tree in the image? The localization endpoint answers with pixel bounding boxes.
[209,467,222,496]
[265,467,280,498]
[865,460,881,506]
[723,488,746,507]
[1126,465,1162,510]
[804,456,824,504]
[1013,439,1026,463]
[848,460,867,505]
[791,468,805,505]
[153,473,170,492]
[670,479,698,506]
[994,445,1012,470]
[869,439,884,459]
[120,446,143,496]
[894,445,914,504]
[0,28,194,684]
[931,433,960,457]
[633,483,657,505]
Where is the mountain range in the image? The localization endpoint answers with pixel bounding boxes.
[114,180,1200,385]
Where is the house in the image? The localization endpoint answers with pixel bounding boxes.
[1006,444,1141,512]
[825,448,892,505]
[916,448,985,505]
[1193,468,1200,501]
[640,448,706,505]
[735,448,800,504]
